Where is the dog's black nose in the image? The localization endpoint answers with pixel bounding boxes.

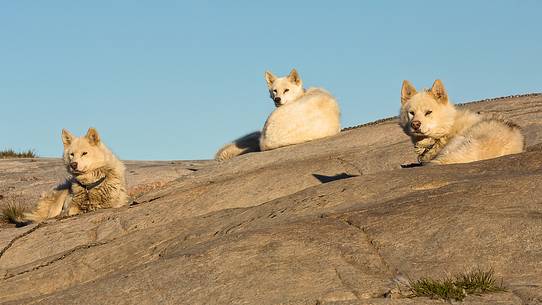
[273,97,281,103]
[70,162,78,170]
[411,120,421,130]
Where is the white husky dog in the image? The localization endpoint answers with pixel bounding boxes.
[215,69,341,160]
[260,69,341,150]
[3,128,129,224]
[400,79,524,165]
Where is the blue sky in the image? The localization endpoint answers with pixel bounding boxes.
[1,1,540,160]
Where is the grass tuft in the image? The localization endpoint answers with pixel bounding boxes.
[409,269,504,301]
[1,203,28,224]
[0,149,37,159]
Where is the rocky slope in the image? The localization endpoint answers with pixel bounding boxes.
[0,94,541,305]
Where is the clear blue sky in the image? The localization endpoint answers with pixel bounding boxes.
[1,1,540,160]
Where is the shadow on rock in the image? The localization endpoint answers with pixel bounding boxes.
[312,173,358,184]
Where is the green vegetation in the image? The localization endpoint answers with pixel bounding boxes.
[409,269,504,301]
[0,149,37,159]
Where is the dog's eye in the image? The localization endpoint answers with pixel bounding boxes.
[284,89,289,93]
[409,111,415,116]
[273,89,277,93]
[82,152,87,156]
[425,110,432,116]
[70,153,74,157]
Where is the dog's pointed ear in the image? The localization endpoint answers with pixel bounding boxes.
[401,80,417,104]
[85,128,101,146]
[431,79,448,104]
[264,71,277,88]
[61,129,75,147]
[287,68,302,86]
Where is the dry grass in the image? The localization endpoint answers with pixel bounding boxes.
[409,269,505,301]
[0,149,37,159]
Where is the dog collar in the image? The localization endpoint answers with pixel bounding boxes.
[74,175,107,191]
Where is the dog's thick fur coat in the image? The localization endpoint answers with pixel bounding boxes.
[23,128,128,223]
[400,79,525,165]
[215,69,340,160]
[260,86,340,151]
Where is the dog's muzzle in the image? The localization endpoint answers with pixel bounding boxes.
[411,120,421,130]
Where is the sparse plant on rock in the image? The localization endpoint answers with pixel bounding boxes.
[0,149,37,159]
[408,269,505,301]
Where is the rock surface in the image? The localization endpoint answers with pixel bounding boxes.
[0,94,541,305]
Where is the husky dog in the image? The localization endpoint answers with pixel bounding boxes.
[215,69,341,160]
[400,79,524,165]
[7,128,128,224]
[260,69,341,151]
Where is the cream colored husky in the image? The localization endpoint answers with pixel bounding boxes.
[18,128,128,223]
[400,79,524,165]
[260,69,341,150]
[215,69,340,160]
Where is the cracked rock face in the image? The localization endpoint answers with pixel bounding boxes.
[1,94,542,305]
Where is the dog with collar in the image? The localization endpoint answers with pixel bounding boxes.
[400,79,524,165]
[21,128,128,223]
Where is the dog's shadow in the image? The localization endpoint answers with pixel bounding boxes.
[400,162,424,168]
[312,173,358,184]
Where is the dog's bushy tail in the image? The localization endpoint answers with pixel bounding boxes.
[215,131,262,161]
[1,203,30,226]
[23,188,69,223]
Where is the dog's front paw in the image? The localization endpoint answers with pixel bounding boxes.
[415,138,436,148]
[414,146,427,155]
[414,138,435,154]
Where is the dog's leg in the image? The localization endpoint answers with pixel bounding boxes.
[24,189,69,222]
[417,138,448,164]
[59,195,73,217]
[68,203,81,216]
